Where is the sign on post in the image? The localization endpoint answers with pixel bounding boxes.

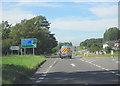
[10,46,20,55]
[21,38,37,48]
[10,46,20,50]
[21,38,37,56]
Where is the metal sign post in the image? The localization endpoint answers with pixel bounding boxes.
[21,48,22,55]
[24,48,26,55]
[33,48,35,56]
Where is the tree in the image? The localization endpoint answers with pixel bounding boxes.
[64,42,73,46]
[0,21,13,55]
[80,38,103,52]
[103,27,120,42]
[9,16,57,55]
[104,45,114,53]
[0,21,12,40]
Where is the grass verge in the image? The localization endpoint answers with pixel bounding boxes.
[2,55,46,84]
[74,53,118,58]
[86,54,118,57]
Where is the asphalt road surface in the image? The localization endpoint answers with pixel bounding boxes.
[30,55,119,84]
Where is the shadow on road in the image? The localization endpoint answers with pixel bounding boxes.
[31,70,119,84]
[47,55,80,59]
[47,55,60,58]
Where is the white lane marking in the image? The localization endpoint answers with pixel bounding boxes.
[101,67,105,70]
[71,63,76,67]
[49,65,52,68]
[116,74,120,76]
[35,80,42,83]
[41,74,46,76]
[44,58,58,74]
[89,60,95,63]
[39,77,45,79]
[80,59,84,61]
[104,69,109,71]
[110,71,116,74]
[95,65,101,68]
[35,58,59,83]
[115,61,120,63]
[112,59,115,61]
[80,59,119,76]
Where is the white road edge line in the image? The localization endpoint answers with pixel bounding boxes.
[79,59,120,76]
[36,58,59,83]
[45,58,59,74]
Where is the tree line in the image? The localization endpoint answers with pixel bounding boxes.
[79,27,120,52]
[1,16,58,55]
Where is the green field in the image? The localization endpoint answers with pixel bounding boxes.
[2,55,46,84]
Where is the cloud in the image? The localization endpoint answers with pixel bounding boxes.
[2,0,119,2]
[14,2,63,7]
[51,4,118,31]
[1,8,36,25]
[90,5,118,18]
[51,18,117,31]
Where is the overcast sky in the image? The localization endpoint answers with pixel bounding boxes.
[1,0,118,46]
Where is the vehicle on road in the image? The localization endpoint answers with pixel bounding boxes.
[60,46,72,59]
[99,51,104,54]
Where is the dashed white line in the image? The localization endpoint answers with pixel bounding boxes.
[104,69,109,71]
[80,59,84,61]
[110,71,116,74]
[35,80,42,83]
[44,58,58,74]
[71,63,76,67]
[39,77,45,79]
[101,67,105,70]
[41,74,47,76]
[115,74,120,76]
[89,60,95,63]
[80,59,119,76]
[35,58,59,83]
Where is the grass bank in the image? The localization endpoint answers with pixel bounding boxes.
[2,55,46,84]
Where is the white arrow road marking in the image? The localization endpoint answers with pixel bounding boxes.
[71,63,76,67]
